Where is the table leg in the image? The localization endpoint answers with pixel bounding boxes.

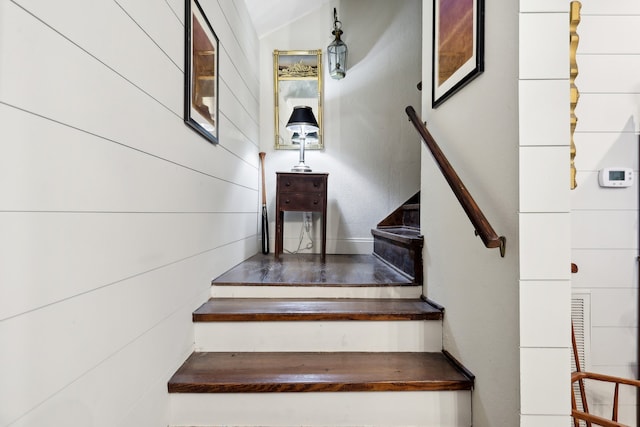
[321,208,327,261]
[275,210,284,259]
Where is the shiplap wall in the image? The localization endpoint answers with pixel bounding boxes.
[0,0,259,426]
[571,1,640,423]
[518,2,572,426]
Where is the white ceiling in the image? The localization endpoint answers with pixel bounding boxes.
[243,0,332,38]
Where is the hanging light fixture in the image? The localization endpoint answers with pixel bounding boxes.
[327,8,347,80]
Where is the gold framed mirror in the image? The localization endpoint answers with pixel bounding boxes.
[274,50,323,150]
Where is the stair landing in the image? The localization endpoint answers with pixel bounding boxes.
[212,253,413,286]
[210,253,421,299]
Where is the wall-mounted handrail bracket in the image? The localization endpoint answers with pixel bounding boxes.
[498,236,506,258]
[406,105,506,258]
[474,231,507,257]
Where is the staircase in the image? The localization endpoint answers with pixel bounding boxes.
[167,250,473,426]
[371,192,424,285]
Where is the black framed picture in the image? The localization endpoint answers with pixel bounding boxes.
[432,0,484,108]
[185,0,219,144]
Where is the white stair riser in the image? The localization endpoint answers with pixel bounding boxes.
[194,320,442,352]
[211,285,423,299]
[169,390,471,427]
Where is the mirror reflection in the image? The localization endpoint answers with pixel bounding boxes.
[274,50,323,150]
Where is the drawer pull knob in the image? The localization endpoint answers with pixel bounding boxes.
[313,200,319,204]
[285,182,291,187]
[285,199,290,204]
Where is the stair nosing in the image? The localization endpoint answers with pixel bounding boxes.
[371,228,423,246]
[402,203,420,211]
[210,281,417,287]
[193,298,443,322]
[168,351,473,394]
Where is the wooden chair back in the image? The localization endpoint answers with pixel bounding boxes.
[571,323,640,427]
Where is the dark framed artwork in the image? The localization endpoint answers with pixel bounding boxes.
[185,0,219,144]
[432,0,484,108]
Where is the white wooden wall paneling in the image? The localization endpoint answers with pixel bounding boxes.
[218,76,259,148]
[519,213,572,280]
[519,281,571,348]
[155,0,265,177]
[0,255,205,424]
[114,0,185,66]
[218,0,260,82]
[571,249,638,288]
[576,55,640,94]
[520,347,571,415]
[1,2,257,190]
[519,1,567,12]
[220,0,259,60]
[0,236,256,426]
[519,80,571,146]
[591,326,637,366]
[217,113,259,166]
[520,415,568,427]
[572,172,638,210]
[0,105,257,213]
[576,94,640,133]
[519,12,569,80]
[199,0,259,95]
[572,210,637,249]
[165,0,184,25]
[219,47,260,125]
[14,0,184,115]
[588,365,639,406]
[579,16,640,54]
[0,211,257,319]
[574,132,639,171]
[1,274,204,427]
[591,288,638,327]
[589,405,636,427]
[579,0,640,15]
[519,146,570,213]
[0,0,260,424]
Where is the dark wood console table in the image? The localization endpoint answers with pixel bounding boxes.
[275,172,328,260]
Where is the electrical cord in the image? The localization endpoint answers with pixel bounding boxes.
[284,218,314,254]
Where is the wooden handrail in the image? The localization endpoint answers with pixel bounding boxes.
[405,106,506,257]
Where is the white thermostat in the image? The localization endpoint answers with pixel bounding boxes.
[598,167,633,188]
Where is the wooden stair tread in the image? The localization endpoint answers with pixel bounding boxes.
[371,227,423,245]
[193,298,442,322]
[168,352,473,393]
[402,203,420,211]
[375,225,421,234]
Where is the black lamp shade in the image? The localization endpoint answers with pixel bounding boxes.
[286,106,319,133]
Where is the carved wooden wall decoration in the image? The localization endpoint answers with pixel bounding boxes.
[570,1,581,190]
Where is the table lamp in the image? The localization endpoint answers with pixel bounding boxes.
[286,106,319,172]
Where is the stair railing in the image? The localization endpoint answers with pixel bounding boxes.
[405,106,506,258]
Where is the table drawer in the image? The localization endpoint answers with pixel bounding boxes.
[278,193,324,211]
[277,175,326,193]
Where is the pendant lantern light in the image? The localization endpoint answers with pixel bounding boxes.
[327,8,347,80]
